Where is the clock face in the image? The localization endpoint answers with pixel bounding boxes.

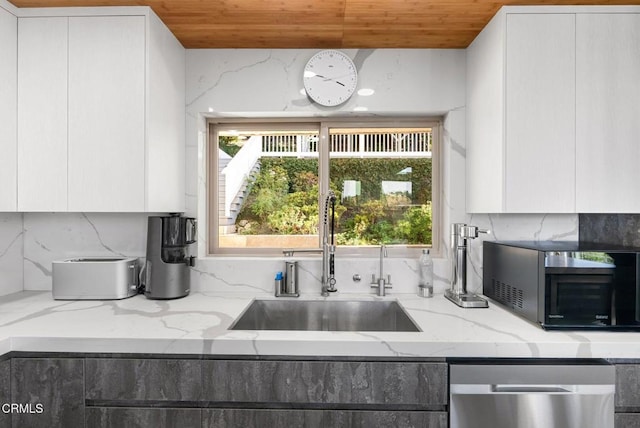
[303,50,358,107]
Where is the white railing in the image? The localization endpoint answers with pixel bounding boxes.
[220,136,261,217]
[262,134,319,157]
[261,132,431,158]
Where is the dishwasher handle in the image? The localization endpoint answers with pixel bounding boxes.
[492,385,571,393]
[450,383,614,395]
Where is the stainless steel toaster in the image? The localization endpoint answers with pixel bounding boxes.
[52,257,139,300]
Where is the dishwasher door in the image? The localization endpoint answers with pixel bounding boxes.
[450,364,615,428]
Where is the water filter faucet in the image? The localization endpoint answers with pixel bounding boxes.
[370,245,392,296]
[444,223,490,308]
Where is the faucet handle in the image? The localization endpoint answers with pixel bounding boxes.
[461,225,491,239]
[386,274,392,286]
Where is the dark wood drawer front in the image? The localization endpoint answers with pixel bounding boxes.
[86,408,202,427]
[324,410,448,428]
[85,358,202,402]
[12,358,84,428]
[203,409,324,428]
[616,413,640,428]
[616,365,640,409]
[203,409,447,428]
[203,360,447,407]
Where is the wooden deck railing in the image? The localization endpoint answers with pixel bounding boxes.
[261,132,432,158]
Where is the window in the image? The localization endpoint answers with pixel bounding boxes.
[208,119,440,256]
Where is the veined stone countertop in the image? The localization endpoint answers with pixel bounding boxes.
[0,291,639,359]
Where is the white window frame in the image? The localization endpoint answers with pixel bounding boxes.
[207,117,441,258]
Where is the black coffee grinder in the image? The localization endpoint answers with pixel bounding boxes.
[143,214,197,299]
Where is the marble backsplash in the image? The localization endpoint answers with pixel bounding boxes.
[579,214,640,246]
[0,213,23,296]
[22,213,149,292]
[0,211,579,297]
[4,211,637,297]
[193,214,579,296]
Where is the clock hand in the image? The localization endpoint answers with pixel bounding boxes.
[311,74,348,86]
[316,76,347,86]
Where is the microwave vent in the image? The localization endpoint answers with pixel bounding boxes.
[492,279,524,309]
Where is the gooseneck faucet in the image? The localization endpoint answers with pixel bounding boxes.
[444,223,490,308]
[283,191,337,297]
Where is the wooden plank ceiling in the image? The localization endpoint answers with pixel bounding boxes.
[9,0,640,48]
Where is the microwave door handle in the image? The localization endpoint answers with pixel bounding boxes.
[549,276,558,316]
[611,280,616,326]
[637,257,640,323]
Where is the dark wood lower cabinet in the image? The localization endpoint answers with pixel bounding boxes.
[202,360,448,408]
[86,407,202,428]
[85,358,202,402]
[615,364,640,428]
[11,358,84,428]
[616,365,640,408]
[5,355,448,428]
[203,409,447,428]
[616,413,640,428]
[0,359,10,428]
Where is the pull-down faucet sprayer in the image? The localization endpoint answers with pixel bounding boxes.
[321,191,337,296]
[283,191,337,297]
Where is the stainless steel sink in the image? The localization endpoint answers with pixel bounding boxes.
[229,299,421,332]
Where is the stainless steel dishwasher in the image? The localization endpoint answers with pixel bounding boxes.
[450,363,615,428]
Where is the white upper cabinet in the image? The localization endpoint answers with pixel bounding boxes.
[16,8,185,213]
[145,12,186,213]
[0,6,17,211]
[18,17,68,211]
[468,6,640,214]
[466,10,576,213]
[504,14,576,213]
[576,14,640,213]
[67,16,146,212]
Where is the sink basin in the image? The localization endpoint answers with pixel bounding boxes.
[229,299,421,332]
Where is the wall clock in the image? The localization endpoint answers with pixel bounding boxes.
[303,50,358,107]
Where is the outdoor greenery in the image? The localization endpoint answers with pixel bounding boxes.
[236,157,432,245]
[219,136,243,157]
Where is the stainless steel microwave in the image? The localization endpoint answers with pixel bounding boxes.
[483,241,640,330]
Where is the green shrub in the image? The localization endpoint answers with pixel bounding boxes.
[236,157,432,245]
[249,166,289,219]
[396,204,432,244]
[219,136,242,157]
[267,205,319,235]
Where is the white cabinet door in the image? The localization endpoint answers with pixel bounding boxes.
[576,14,640,213]
[0,6,17,211]
[17,17,68,211]
[466,11,506,213]
[68,16,145,212]
[505,13,576,212]
[146,12,186,212]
